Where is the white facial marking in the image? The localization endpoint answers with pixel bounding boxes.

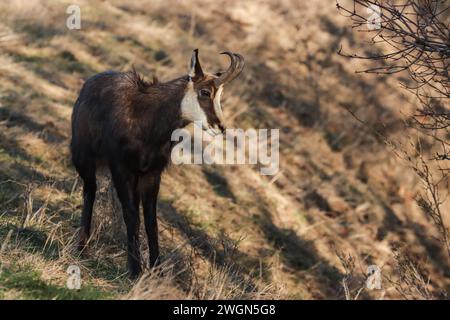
[181,80,208,128]
[213,85,224,123]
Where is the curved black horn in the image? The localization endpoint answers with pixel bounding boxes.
[214,52,245,86]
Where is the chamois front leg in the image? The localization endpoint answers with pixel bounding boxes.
[141,174,161,269]
[110,164,142,278]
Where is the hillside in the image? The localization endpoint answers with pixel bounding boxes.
[0,0,449,299]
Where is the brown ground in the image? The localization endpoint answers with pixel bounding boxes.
[0,0,448,299]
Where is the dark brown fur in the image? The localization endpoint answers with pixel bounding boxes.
[71,70,191,276]
[71,50,243,277]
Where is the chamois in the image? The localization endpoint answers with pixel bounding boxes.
[71,49,244,277]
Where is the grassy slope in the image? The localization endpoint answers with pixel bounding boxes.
[0,0,448,299]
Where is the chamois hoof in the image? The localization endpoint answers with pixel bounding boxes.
[150,257,165,277]
[128,267,142,280]
[77,230,89,254]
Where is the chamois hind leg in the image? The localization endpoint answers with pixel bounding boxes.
[74,158,97,252]
[110,164,142,278]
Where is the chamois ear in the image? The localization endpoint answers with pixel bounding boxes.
[188,49,204,81]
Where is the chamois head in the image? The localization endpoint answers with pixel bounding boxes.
[181,49,244,135]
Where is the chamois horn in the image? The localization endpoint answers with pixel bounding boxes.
[214,52,245,86]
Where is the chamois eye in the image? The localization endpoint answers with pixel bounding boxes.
[199,89,211,97]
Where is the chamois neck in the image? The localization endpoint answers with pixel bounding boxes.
[138,76,190,145]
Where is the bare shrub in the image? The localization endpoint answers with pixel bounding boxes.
[337,0,450,256]
[335,250,367,300]
[337,0,449,97]
[387,245,436,299]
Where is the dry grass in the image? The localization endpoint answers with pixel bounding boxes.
[0,0,448,299]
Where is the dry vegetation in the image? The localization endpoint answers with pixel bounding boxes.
[0,0,448,299]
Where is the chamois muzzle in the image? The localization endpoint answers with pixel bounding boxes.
[213,52,245,87]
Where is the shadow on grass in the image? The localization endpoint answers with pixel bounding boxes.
[254,208,345,299]
[158,198,270,295]
[0,224,60,261]
[0,107,66,144]
[202,167,236,202]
